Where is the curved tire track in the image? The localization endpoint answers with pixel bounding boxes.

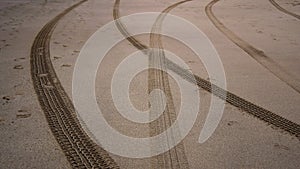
[30,0,118,168]
[269,0,300,20]
[206,0,300,94]
[113,0,300,139]
[148,1,191,168]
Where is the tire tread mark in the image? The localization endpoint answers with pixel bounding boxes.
[148,1,191,168]
[206,0,300,94]
[269,0,300,20]
[30,0,119,168]
[113,0,300,139]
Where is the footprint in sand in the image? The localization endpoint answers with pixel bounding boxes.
[72,50,80,55]
[0,117,4,123]
[61,64,71,67]
[274,143,290,151]
[2,95,12,105]
[16,109,31,119]
[256,30,263,34]
[13,65,23,69]
[53,56,61,60]
[14,57,25,61]
[187,60,195,64]
[227,120,239,126]
[2,96,11,101]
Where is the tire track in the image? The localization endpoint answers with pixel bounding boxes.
[148,1,191,168]
[113,0,300,139]
[206,0,300,94]
[30,0,119,168]
[269,0,300,20]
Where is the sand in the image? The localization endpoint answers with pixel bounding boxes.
[1,0,299,168]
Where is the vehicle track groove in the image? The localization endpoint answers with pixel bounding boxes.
[30,0,119,168]
[269,0,300,20]
[113,0,300,139]
[148,1,191,168]
[206,0,300,94]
